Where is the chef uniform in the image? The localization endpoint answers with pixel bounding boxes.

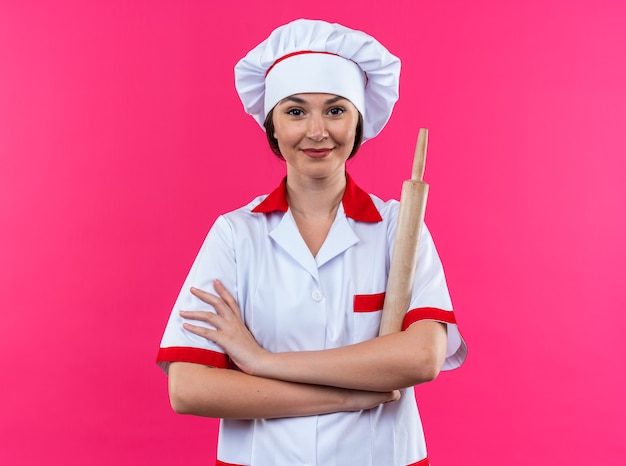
[157,19,467,466]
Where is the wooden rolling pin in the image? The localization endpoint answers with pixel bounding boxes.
[379,128,429,336]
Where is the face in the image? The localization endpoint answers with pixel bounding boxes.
[271,93,360,181]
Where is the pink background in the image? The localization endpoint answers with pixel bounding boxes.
[1,1,625,464]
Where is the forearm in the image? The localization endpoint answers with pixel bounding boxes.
[168,362,396,419]
[252,321,447,392]
[180,284,448,393]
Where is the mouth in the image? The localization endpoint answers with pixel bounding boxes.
[301,148,333,158]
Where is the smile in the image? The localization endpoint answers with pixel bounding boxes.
[301,148,333,158]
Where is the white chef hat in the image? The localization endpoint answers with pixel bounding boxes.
[234,19,401,141]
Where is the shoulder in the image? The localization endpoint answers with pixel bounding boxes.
[224,194,268,216]
[364,192,435,243]
[367,193,399,222]
[217,193,279,234]
[222,194,272,219]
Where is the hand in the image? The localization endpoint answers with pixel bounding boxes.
[180,280,268,375]
[346,389,402,411]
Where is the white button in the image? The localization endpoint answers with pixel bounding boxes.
[311,290,323,302]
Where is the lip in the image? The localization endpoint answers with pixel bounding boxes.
[301,148,333,158]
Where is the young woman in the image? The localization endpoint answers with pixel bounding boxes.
[157,19,467,466]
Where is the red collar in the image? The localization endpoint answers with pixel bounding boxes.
[251,174,383,223]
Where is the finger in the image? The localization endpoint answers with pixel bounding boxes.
[179,310,221,326]
[189,287,234,319]
[182,322,218,341]
[213,280,236,306]
[213,280,243,321]
[189,286,220,305]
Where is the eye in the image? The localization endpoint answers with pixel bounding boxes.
[328,106,345,116]
[286,108,304,116]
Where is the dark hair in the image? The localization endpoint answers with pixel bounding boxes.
[263,109,364,160]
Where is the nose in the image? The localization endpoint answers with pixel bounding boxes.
[307,113,328,142]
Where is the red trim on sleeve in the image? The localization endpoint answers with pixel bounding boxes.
[402,307,457,331]
[252,174,382,223]
[157,346,229,369]
[353,292,386,312]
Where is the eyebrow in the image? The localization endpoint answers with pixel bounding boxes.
[281,95,347,105]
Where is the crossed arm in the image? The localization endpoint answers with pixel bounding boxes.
[168,280,447,419]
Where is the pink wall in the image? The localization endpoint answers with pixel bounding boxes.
[1,1,625,464]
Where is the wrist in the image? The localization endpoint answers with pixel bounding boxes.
[248,348,272,378]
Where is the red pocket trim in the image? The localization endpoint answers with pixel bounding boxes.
[353,292,386,312]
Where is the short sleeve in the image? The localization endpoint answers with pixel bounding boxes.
[156,216,237,374]
[401,224,468,370]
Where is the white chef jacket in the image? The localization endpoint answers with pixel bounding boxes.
[157,174,467,466]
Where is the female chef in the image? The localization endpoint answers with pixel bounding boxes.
[157,19,467,466]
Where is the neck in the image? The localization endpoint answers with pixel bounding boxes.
[285,169,347,218]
